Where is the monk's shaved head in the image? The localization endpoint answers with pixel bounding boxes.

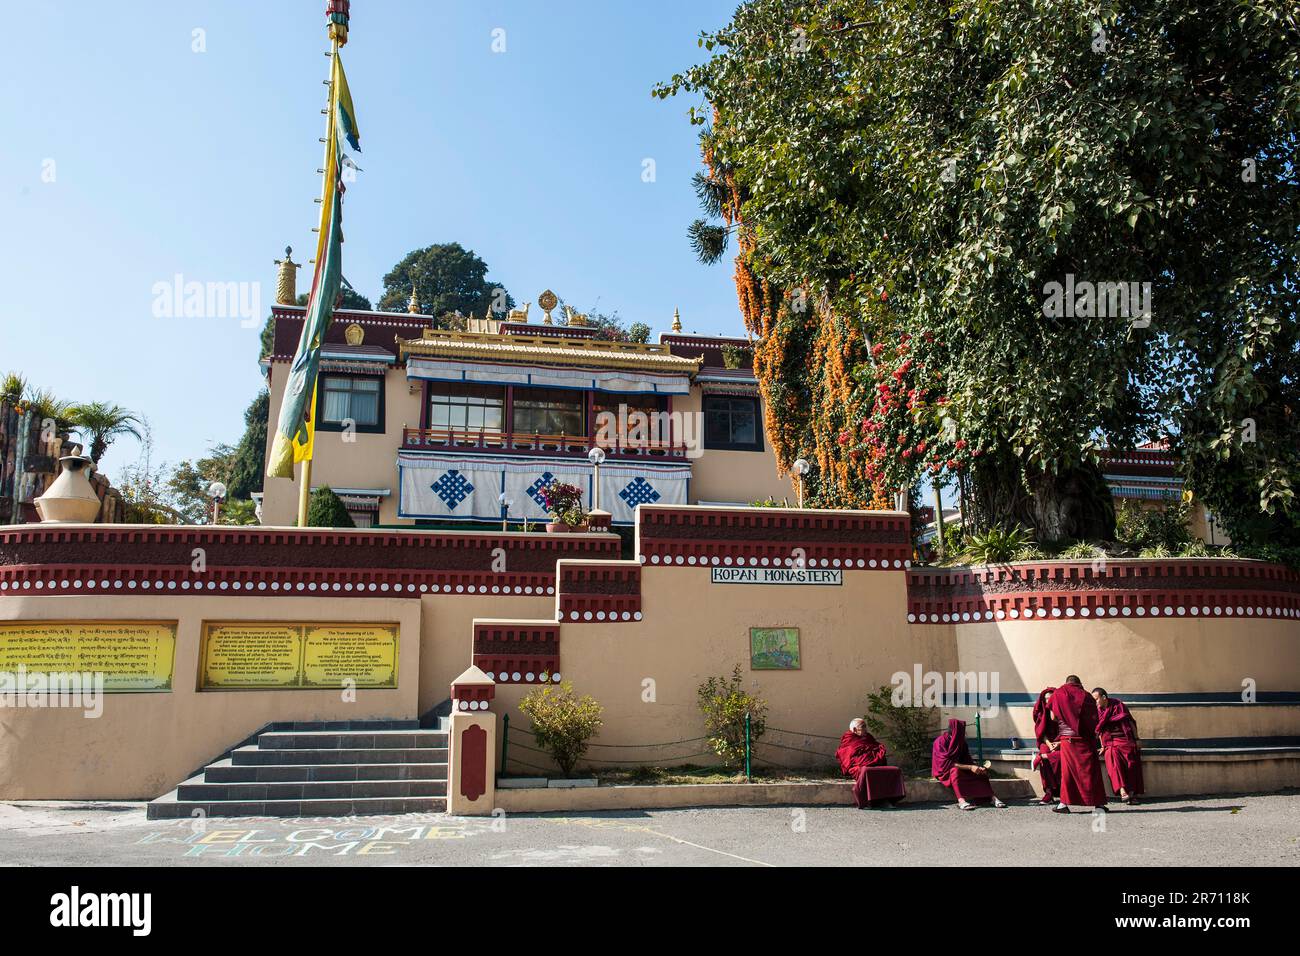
[849,717,865,732]
[1065,675,1082,686]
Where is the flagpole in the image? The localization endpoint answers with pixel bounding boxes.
[297,30,341,528]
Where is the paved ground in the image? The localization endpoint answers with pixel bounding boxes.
[0,792,1295,866]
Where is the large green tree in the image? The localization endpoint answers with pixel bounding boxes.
[378,243,513,325]
[227,390,269,500]
[658,0,1299,544]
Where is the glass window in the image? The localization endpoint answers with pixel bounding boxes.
[703,395,762,450]
[594,397,669,446]
[428,387,504,433]
[512,387,585,436]
[321,375,381,428]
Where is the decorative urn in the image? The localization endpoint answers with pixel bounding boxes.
[34,456,101,524]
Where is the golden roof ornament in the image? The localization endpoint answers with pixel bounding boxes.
[274,246,300,305]
[407,280,420,314]
[538,289,558,326]
[344,323,365,345]
[672,306,682,332]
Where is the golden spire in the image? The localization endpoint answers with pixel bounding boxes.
[274,246,300,305]
[672,306,682,332]
[407,278,420,314]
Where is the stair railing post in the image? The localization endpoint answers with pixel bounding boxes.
[447,667,497,816]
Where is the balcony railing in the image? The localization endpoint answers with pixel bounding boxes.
[401,427,691,460]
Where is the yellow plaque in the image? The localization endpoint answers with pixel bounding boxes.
[199,622,398,691]
[0,621,176,692]
[303,623,399,688]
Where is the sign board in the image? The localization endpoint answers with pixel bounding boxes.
[199,622,398,690]
[0,620,176,692]
[711,567,842,586]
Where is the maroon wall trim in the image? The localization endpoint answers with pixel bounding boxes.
[0,526,619,598]
[636,507,911,568]
[907,561,1300,624]
[472,622,561,684]
[557,562,642,623]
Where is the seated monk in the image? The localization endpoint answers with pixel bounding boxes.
[836,718,906,808]
[1048,675,1108,813]
[1030,686,1062,805]
[931,718,1006,810]
[1093,688,1144,804]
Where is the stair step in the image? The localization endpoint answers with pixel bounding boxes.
[257,730,448,751]
[146,788,447,820]
[266,720,421,732]
[178,779,446,801]
[203,759,447,783]
[231,746,446,765]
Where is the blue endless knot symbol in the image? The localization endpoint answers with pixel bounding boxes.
[431,470,474,510]
[619,477,661,508]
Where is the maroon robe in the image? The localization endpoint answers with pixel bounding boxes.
[1049,683,1107,807]
[1096,698,1145,797]
[931,718,995,803]
[1032,686,1062,801]
[836,731,906,807]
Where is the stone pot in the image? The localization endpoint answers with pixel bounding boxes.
[34,456,102,524]
[545,521,589,534]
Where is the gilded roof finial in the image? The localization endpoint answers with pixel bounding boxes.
[672,306,682,332]
[538,289,558,326]
[273,246,300,305]
[407,275,420,314]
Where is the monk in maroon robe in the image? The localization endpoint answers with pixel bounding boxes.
[1093,688,1144,804]
[931,718,1006,809]
[1030,686,1062,805]
[1048,676,1107,812]
[836,718,906,808]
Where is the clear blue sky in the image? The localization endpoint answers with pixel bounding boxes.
[0,0,740,479]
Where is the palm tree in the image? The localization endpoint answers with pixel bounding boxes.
[70,402,143,463]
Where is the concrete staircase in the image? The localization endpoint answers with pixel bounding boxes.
[147,720,448,819]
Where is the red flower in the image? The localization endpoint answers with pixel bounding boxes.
[955,439,967,450]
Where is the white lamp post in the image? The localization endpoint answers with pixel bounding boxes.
[588,446,606,510]
[498,492,513,533]
[791,458,809,508]
[207,481,227,525]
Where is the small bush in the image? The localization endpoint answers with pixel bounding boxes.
[1059,541,1104,560]
[307,487,355,528]
[697,665,767,769]
[864,684,939,772]
[518,680,604,777]
[961,524,1036,564]
[1115,499,1191,552]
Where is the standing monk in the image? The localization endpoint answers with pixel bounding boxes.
[1093,688,1144,804]
[1030,686,1062,805]
[1048,675,1107,813]
[932,718,1006,810]
[836,718,906,808]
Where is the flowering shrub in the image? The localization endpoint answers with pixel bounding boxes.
[538,480,587,526]
[847,331,979,503]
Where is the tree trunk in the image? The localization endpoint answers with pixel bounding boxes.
[971,454,1115,544]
